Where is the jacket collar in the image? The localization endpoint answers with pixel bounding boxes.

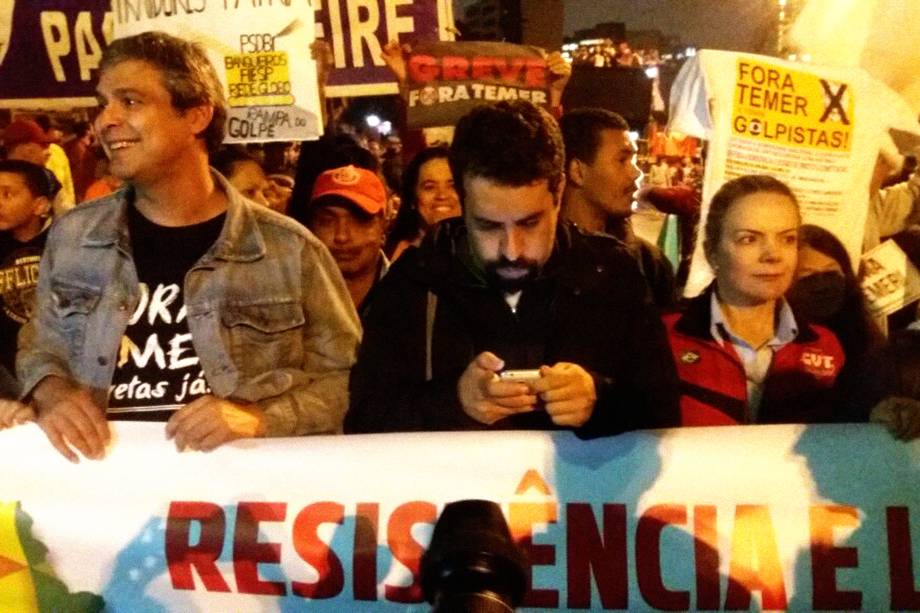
[81,169,265,262]
[82,187,132,255]
[674,283,818,343]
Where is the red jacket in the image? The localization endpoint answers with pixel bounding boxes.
[663,290,845,426]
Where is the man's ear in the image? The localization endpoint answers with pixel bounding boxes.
[184,104,214,139]
[374,214,387,247]
[554,173,566,207]
[33,195,51,219]
[567,157,585,188]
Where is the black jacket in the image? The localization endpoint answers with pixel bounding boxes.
[345,219,680,436]
[605,216,676,309]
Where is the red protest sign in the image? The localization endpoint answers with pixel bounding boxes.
[406,41,550,128]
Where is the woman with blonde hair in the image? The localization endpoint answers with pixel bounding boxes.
[663,175,845,425]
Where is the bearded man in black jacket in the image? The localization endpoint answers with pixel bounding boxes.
[346,100,679,436]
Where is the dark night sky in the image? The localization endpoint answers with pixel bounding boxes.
[455,0,780,53]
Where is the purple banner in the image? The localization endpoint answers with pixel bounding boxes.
[0,0,112,106]
[0,1,449,104]
[316,0,448,97]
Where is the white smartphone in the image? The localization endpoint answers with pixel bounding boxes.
[498,369,541,383]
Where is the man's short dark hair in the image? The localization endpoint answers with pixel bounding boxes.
[0,159,61,199]
[449,100,564,203]
[100,31,227,153]
[559,108,630,170]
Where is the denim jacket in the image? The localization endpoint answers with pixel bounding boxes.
[17,172,361,436]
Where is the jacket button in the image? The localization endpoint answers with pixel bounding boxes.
[97,356,108,366]
[118,302,128,311]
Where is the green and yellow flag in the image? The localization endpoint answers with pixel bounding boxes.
[0,502,103,612]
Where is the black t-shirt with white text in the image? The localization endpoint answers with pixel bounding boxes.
[107,204,225,421]
[0,228,47,394]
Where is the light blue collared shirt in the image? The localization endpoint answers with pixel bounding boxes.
[709,294,798,422]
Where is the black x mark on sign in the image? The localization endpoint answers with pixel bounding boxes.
[819,80,850,124]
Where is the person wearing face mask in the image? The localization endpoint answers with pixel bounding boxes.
[788,225,920,438]
[787,225,888,418]
[663,176,846,425]
[789,225,883,349]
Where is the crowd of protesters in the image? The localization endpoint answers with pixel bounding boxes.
[2,30,920,462]
[568,39,661,69]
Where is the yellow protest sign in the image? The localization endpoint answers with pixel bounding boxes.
[224,51,294,108]
[732,58,854,152]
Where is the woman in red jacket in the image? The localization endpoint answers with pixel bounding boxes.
[663,175,845,425]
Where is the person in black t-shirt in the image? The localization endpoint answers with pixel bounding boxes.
[0,160,58,427]
[20,32,360,462]
[105,203,226,421]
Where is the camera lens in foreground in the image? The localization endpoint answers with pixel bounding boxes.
[421,499,528,613]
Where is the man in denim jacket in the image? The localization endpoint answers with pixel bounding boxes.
[17,32,360,462]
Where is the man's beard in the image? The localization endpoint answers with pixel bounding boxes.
[483,256,541,292]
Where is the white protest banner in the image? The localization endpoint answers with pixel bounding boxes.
[669,50,920,296]
[113,0,322,143]
[860,239,920,317]
[2,422,920,611]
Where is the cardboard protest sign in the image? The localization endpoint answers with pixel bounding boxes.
[404,41,549,129]
[114,0,323,143]
[317,0,455,97]
[669,50,920,296]
[860,239,920,316]
[0,0,112,109]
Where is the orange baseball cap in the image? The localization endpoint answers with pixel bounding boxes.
[310,165,386,216]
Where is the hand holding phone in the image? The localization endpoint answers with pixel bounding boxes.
[457,354,539,425]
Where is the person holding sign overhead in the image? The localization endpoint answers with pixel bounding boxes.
[17,32,360,462]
